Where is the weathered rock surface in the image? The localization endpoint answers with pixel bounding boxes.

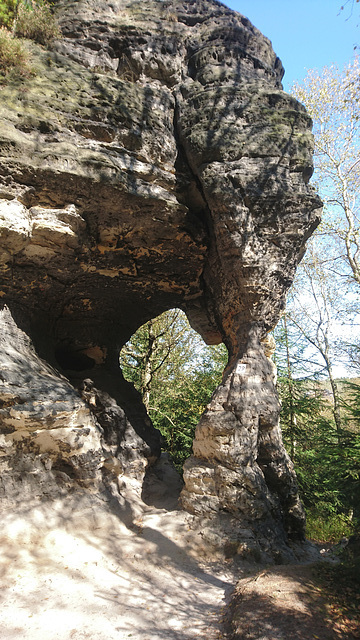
[0,0,321,557]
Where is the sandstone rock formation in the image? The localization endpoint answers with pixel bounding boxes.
[0,0,321,558]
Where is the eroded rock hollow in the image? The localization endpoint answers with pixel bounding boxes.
[0,0,321,558]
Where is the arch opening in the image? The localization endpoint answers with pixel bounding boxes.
[119,308,228,472]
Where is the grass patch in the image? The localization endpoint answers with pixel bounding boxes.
[0,26,33,82]
[306,510,354,543]
[15,1,60,46]
[0,1,60,84]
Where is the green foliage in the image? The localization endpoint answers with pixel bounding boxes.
[151,344,227,470]
[120,309,228,471]
[284,59,360,543]
[0,0,16,28]
[276,363,360,542]
[120,309,197,408]
[278,374,360,541]
[0,25,32,81]
[274,314,360,542]
[0,0,46,29]
[340,381,360,516]
[306,511,354,542]
[278,375,331,457]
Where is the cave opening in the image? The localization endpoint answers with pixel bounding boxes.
[54,345,97,372]
[119,308,228,472]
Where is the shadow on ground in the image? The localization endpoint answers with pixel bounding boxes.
[225,563,356,640]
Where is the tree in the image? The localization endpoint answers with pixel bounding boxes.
[1,0,42,30]
[339,0,360,33]
[341,380,360,522]
[292,59,360,287]
[270,59,360,540]
[273,233,360,538]
[290,59,360,440]
[273,313,324,460]
[0,0,19,29]
[120,309,228,469]
[274,308,359,539]
[120,309,190,411]
[286,239,352,444]
[152,344,227,469]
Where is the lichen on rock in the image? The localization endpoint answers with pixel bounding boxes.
[0,0,321,558]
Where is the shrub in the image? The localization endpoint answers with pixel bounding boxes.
[0,0,17,29]
[0,25,32,81]
[15,0,61,46]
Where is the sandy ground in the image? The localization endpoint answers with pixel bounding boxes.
[0,474,235,640]
[1,462,348,640]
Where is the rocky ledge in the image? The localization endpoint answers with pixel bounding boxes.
[0,0,321,560]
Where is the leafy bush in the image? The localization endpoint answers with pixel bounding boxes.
[15,0,60,46]
[0,25,32,81]
[0,0,16,29]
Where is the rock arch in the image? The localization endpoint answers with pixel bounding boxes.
[0,0,321,556]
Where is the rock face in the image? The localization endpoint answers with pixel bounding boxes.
[0,0,321,556]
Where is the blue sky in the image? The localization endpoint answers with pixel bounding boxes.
[225,0,359,90]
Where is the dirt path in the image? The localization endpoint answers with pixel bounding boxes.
[0,471,355,640]
[0,475,236,640]
[224,564,349,640]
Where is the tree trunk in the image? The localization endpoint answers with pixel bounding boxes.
[141,321,155,412]
[324,351,343,445]
[283,315,297,460]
